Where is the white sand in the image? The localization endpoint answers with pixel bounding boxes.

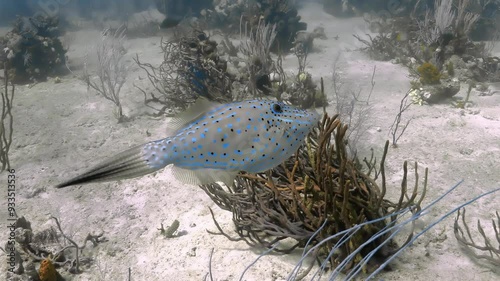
[1,3,499,280]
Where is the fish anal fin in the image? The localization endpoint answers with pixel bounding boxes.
[171,166,237,187]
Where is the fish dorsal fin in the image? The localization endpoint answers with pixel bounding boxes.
[171,166,237,187]
[169,97,219,130]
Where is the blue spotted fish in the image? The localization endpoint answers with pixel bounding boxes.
[56,98,320,188]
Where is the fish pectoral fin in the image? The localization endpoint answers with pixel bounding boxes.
[171,166,238,187]
[169,97,219,130]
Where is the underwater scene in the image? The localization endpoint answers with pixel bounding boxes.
[0,0,499,280]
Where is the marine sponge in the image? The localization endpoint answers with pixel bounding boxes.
[38,258,57,281]
[417,62,442,84]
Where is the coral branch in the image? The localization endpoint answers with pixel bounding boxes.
[454,209,500,266]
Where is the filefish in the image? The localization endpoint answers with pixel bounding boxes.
[56,98,320,188]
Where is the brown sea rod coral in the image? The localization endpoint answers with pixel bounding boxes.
[201,113,427,273]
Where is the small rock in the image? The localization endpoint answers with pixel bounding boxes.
[421,79,460,103]
[460,148,473,155]
[187,247,197,257]
[14,228,32,245]
[478,90,494,96]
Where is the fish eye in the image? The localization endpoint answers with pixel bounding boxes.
[271,103,283,114]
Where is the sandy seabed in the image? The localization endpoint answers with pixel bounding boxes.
[1,3,499,281]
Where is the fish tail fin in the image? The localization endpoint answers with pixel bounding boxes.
[56,142,169,188]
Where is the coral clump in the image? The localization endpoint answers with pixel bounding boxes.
[134,28,233,115]
[0,15,66,83]
[417,62,441,85]
[206,0,306,52]
[253,0,307,52]
[38,258,57,281]
[202,114,427,272]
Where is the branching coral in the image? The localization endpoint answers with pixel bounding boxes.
[83,26,129,122]
[9,216,106,279]
[330,53,374,152]
[279,50,326,109]
[134,28,233,116]
[247,0,307,52]
[236,19,277,100]
[206,0,306,53]
[201,113,428,273]
[0,63,14,172]
[454,208,500,266]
